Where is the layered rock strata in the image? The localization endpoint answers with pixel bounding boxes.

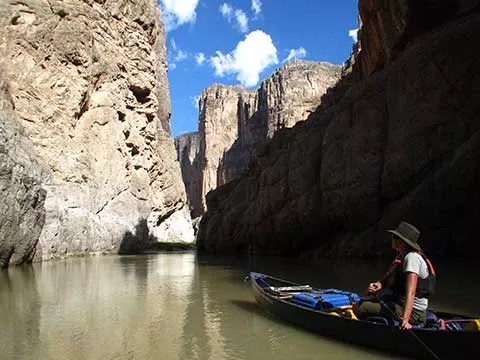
[197,1,480,258]
[0,0,193,265]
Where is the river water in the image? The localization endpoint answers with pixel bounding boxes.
[1,252,478,360]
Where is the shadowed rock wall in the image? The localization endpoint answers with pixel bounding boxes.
[220,61,342,186]
[0,0,193,265]
[197,1,480,258]
[175,132,202,218]
[176,61,341,217]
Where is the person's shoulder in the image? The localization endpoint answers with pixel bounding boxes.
[404,252,424,264]
[403,252,425,275]
[405,251,421,258]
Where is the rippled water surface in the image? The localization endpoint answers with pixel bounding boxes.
[1,252,478,360]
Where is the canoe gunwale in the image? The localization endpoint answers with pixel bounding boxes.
[249,272,479,360]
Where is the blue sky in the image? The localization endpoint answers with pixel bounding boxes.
[158,0,359,137]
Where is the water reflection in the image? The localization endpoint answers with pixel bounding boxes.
[1,253,478,360]
[0,267,40,360]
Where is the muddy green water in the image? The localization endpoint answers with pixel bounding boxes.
[1,252,478,360]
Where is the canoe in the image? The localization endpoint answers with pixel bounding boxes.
[249,272,479,360]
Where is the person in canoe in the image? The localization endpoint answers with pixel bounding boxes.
[354,221,437,330]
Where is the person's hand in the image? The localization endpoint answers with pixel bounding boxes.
[400,319,412,330]
[367,281,382,294]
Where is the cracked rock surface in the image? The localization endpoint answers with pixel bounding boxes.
[0,0,193,264]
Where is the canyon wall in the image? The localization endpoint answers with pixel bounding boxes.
[197,1,480,258]
[221,61,341,186]
[198,84,257,214]
[0,0,193,266]
[176,61,341,217]
[0,80,46,267]
[175,132,201,218]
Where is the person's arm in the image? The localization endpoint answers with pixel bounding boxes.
[368,258,401,293]
[400,272,418,330]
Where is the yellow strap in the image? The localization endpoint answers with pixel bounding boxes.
[463,319,480,331]
[329,307,358,320]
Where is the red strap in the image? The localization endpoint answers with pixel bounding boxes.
[419,251,437,276]
[425,258,436,276]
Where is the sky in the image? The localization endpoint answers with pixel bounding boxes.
[157,0,359,138]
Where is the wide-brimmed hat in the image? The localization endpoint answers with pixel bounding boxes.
[386,221,422,251]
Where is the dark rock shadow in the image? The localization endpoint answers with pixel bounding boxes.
[218,108,267,186]
[181,143,202,218]
[118,218,153,255]
[118,218,195,255]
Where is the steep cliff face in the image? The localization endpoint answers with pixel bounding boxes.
[0,0,193,265]
[175,132,201,218]
[259,60,342,137]
[197,84,257,214]
[221,60,341,185]
[0,80,46,267]
[357,0,480,78]
[197,1,480,258]
[177,61,341,216]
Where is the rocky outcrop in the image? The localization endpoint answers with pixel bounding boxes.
[0,79,46,267]
[175,132,201,218]
[221,61,341,185]
[197,84,257,214]
[177,61,341,216]
[197,2,480,258]
[0,0,193,265]
[259,60,342,138]
[357,0,480,78]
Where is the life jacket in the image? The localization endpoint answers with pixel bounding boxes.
[389,252,436,299]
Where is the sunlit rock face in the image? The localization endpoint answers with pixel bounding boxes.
[176,61,341,216]
[0,0,193,265]
[0,80,46,267]
[259,60,342,138]
[220,60,342,186]
[197,1,480,258]
[198,84,257,215]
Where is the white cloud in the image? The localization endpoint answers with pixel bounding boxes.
[235,10,248,33]
[168,39,188,70]
[195,52,206,65]
[170,39,189,61]
[174,49,188,61]
[220,3,233,18]
[191,95,201,109]
[220,3,249,33]
[210,30,278,87]
[160,0,200,31]
[283,47,307,62]
[251,0,262,16]
[349,28,358,42]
